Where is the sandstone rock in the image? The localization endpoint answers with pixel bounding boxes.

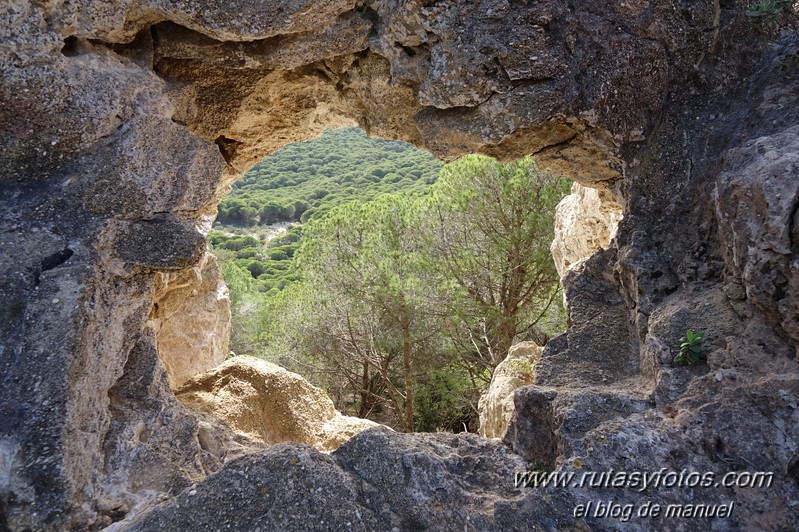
[478,341,542,439]
[112,216,208,271]
[505,386,651,468]
[152,13,373,71]
[2,0,799,529]
[535,248,643,389]
[550,182,623,279]
[52,0,359,43]
[99,332,262,530]
[149,251,231,388]
[643,286,742,406]
[175,356,380,452]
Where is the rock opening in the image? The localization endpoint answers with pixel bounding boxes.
[2,1,799,530]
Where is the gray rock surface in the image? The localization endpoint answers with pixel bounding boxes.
[123,428,529,531]
[714,125,799,346]
[1,0,799,530]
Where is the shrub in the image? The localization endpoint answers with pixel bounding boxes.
[747,1,798,35]
[506,358,535,379]
[268,249,288,261]
[235,248,258,259]
[674,330,705,366]
[216,235,259,251]
[413,367,478,433]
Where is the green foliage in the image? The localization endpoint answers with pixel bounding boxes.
[258,155,566,431]
[218,260,261,354]
[217,128,442,226]
[219,261,253,313]
[413,367,479,433]
[209,226,302,295]
[211,131,569,433]
[506,358,536,379]
[210,128,443,299]
[778,49,799,79]
[209,233,259,251]
[746,1,798,35]
[293,194,438,432]
[674,329,705,366]
[423,154,570,369]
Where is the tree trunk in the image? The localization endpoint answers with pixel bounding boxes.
[494,248,524,366]
[493,316,516,366]
[401,310,414,432]
[358,359,370,418]
[374,356,408,432]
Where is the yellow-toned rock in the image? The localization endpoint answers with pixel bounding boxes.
[149,252,231,388]
[176,356,381,452]
[478,342,542,439]
[550,183,622,279]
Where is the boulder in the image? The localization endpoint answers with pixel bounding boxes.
[478,341,542,439]
[175,356,380,452]
[124,428,529,532]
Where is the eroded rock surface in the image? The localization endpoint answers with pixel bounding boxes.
[175,356,380,452]
[714,124,799,347]
[478,341,542,439]
[150,251,231,388]
[551,182,623,279]
[124,429,530,531]
[98,332,260,529]
[2,0,799,530]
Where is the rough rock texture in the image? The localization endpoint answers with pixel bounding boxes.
[123,429,530,531]
[98,331,260,529]
[175,356,380,452]
[478,341,542,439]
[2,0,799,529]
[551,182,623,279]
[149,251,231,388]
[714,124,799,347]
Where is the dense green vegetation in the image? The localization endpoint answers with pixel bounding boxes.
[209,226,303,296]
[209,129,569,433]
[217,127,442,226]
[209,128,442,296]
[270,155,568,431]
[746,1,798,36]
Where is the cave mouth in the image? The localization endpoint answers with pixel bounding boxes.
[112,15,635,519]
[137,20,631,438]
[14,2,792,529]
[153,124,624,439]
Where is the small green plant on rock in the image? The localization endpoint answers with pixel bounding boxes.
[506,359,535,380]
[746,1,798,35]
[779,52,799,79]
[674,330,705,366]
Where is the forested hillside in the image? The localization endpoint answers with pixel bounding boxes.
[264,156,569,432]
[217,127,442,226]
[210,128,442,296]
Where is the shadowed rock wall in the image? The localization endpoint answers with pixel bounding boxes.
[1,0,798,529]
